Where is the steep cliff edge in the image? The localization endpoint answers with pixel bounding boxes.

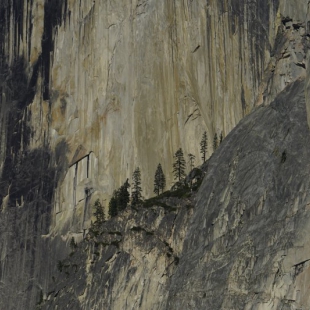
[0,0,310,309]
[168,79,310,309]
[41,79,310,309]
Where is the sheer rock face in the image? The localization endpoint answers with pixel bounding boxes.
[2,0,308,201]
[41,79,310,310]
[0,0,310,309]
[168,79,310,309]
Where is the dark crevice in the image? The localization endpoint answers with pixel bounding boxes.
[295,62,306,69]
[192,45,200,53]
[292,23,303,30]
[42,0,68,100]
[282,16,293,26]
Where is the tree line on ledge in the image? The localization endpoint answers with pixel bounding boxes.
[91,130,224,228]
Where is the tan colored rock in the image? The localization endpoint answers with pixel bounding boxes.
[21,0,308,235]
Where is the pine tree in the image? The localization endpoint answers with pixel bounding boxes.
[132,167,142,206]
[118,179,130,211]
[108,191,118,217]
[188,153,196,171]
[220,131,223,144]
[213,133,218,151]
[108,179,130,217]
[154,163,166,196]
[173,148,186,182]
[159,167,166,194]
[200,131,208,163]
[93,199,105,228]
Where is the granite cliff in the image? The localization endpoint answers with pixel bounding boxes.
[42,78,310,310]
[0,0,310,309]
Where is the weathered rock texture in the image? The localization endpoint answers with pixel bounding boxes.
[168,79,310,309]
[42,197,194,310]
[0,0,310,309]
[41,78,310,310]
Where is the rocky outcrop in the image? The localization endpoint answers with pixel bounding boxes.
[42,196,194,310]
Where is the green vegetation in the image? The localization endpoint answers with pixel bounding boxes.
[37,290,43,306]
[83,133,212,239]
[174,256,180,265]
[108,191,118,217]
[108,179,130,217]
[69,237,77,251]
[154,163,166,196]
[93,199,105,229]
[57,260,63,272]
[200,131,208,163]
[213,133,218,151]
[132,167,143,206]
[143,182,193,212]
[118,179,130,211]
[173,148,186,182]
[168,184,191,198]
[88,199,106,238]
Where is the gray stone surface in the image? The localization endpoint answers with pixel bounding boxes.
[42,197,194,310]
[40,79,310,310]
[168,79,310,309]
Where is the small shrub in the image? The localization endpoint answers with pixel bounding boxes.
[174,256,180,265]
[57,260,63,272]
[111,240,121,248]
[37,290,43,305]
[131,226,144,232]
[69,237,77,251]
[108,231,122,236]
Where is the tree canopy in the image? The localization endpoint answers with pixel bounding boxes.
[213,133,218,151]
[93,199,105,228]
[118,179,130,211]
[108,179,130,217]
[132,167,142,206]
[154,163,166,196]
[200,131,208,163]
[173,148,186,182]
[108,191,118,217]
